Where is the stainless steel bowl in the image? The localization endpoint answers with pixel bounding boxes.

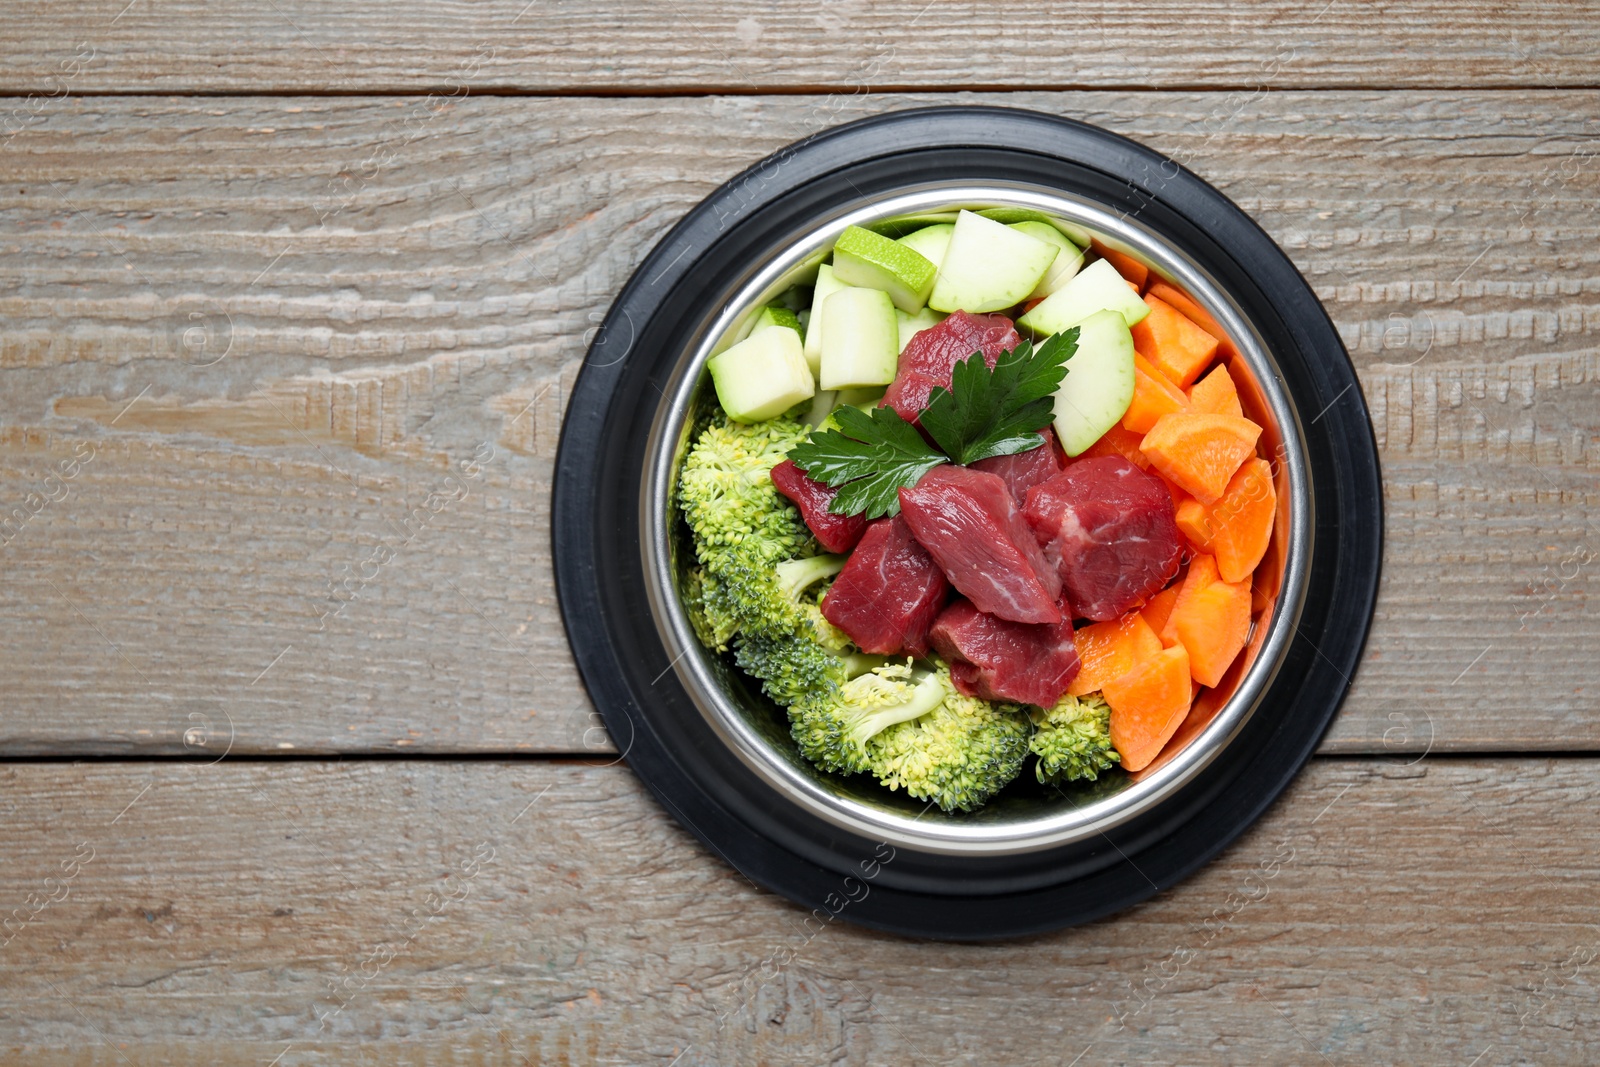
[640,182,1312,857]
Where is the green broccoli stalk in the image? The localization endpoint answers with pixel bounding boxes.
[1030,692,1119,785]
[789,662,948,774]
[867,663,1032,812]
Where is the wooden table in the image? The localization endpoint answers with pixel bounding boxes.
[2,4,1597,1062]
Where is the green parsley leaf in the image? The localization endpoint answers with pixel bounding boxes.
[919,328,1079,465]
[785,331,1077,518]
[787,404,946,519]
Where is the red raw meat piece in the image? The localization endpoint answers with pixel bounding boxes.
[1023,456,1183,623]
[897,465,1062,625]
[770,459,868,554]
[882,311,1021,422]
[971,426,1065,508]
[822,516,949,656]
[931,599,1081,707]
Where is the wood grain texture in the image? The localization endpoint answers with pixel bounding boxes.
[0,757,1596,1064]
[1,0,1598,94]
[1,91,1597,754]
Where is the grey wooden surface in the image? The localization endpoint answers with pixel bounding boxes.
[2,8,1598,1062]
[1,759,1597,1064]
[3,1,1597,92]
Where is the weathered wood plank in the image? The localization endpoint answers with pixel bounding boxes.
[0,758,1594,1063]
[1,91,1597,754]
[1,0,1596,94]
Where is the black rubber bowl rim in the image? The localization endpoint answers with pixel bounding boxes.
[552,106,1382,941]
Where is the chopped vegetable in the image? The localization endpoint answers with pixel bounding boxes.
[1077,422,1151,470]
[1146,280,1227,340]
[1122,352,1189,434]
[1067,611,1163,697]
[928,210,1058,314]
[789,661,950,774]
[1048,309,1136,456]
[1016,259,1150,337]
[1091,241,1151,291]
[1208,457,1277,584]
[1104,644,1193,772]
[1186,363,1243,417]
[866,663,1033,812]
[1030,692,1119,784]
[1130,294,1220,388]
[1139,412,1262,505]
[1174,494,1215,553]
[1140,585,1181,645]
[831,224,938,313]
[1160,554,1217,648]
[706,326,815,423]
[1167,553,1252,687]
[820,286,900,390]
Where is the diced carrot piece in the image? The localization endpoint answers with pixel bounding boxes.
[1092,241,1149,291]
[1160,554,1219,647]
[1186,363,1243,417]
[1140,585,1180,644]
[1130,295,1220,389]
[1174,495,1215,553]
[1105,644,1193,771]
[1127,279,1141,292]
[1067,612,1163,697]
[1022,296,1046,313]
[1146,280,1226,340]
[1122,353,1189,434]
[1171,570,1253,687]
[1078,423,1151,470]
[1208,457,1276,584]
[1140,413,1262,505]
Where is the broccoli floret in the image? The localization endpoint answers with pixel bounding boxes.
[677,415,814,566]
[866,663,1032,813]
[1030,693,1120,785]
[789,661,948,774]
[682,566,738,652]
[723,554,850,706]
[677,415,862,706]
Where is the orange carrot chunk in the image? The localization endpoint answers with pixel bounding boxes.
[1186,363,1243,418]
[1174,495,1215,553]
[1145,281,1225,340]
[1092,241,1150,291]
[1130,295,1220,389]
[1208,457,1277,584]
[1171,571,1253,687]
[1078,422,1151,470]
[1140,413,1262,505]
[1140,585,1180,644]
[1160,554,1219,648]
[1105,644,1194,772]
[1122,353,1189,434]
[1067,612,1163,697]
